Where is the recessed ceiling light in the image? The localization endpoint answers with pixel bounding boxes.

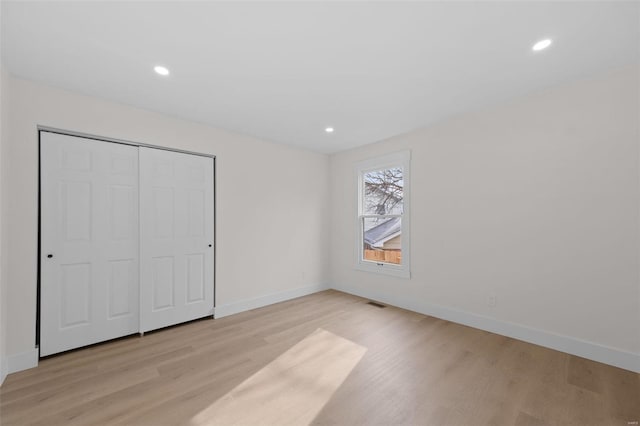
[154,65,170,76]
[532,39,552,52]
[325,127,334,133]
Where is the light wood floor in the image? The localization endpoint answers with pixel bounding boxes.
[1,290,638,426]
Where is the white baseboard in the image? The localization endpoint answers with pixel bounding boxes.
[215,283,329,319]
[7,348,39,375]
[332,283,640,374]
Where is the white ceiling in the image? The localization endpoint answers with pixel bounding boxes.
[2,1,639,154]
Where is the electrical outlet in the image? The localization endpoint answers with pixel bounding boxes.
[487,295,497,307]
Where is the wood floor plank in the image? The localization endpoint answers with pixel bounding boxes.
[1,290,638,426]
[567,356,604,394]
[514,411,549,426]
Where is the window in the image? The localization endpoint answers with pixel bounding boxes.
[356,151,410,278]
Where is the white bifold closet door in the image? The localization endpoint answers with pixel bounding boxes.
[40,132,140,356]
[139,147,214,333]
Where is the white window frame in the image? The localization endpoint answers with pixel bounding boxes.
[355,150,411,278]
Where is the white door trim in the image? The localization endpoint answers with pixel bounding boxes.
[38,126,217,160]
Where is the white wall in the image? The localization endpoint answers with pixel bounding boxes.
[3,74,330,370]
[0,67,7,385]
[330,65,640,372]
[0,0,8,385]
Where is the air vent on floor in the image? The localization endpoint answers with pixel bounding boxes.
[366,301,386,308]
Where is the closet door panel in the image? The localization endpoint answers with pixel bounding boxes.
[40,132,140,356]
[139,147,214,332]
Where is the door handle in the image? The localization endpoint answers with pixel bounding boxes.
[47,254,53,259]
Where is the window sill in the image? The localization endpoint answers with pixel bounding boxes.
[355,261,410,279]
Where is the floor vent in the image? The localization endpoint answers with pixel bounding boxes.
[366,301,386,308]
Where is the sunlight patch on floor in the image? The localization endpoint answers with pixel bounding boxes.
[190,328,367,426]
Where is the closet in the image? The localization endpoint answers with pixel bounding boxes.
[39,131,215,356]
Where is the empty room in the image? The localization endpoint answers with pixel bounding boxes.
[0,1,638,425]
